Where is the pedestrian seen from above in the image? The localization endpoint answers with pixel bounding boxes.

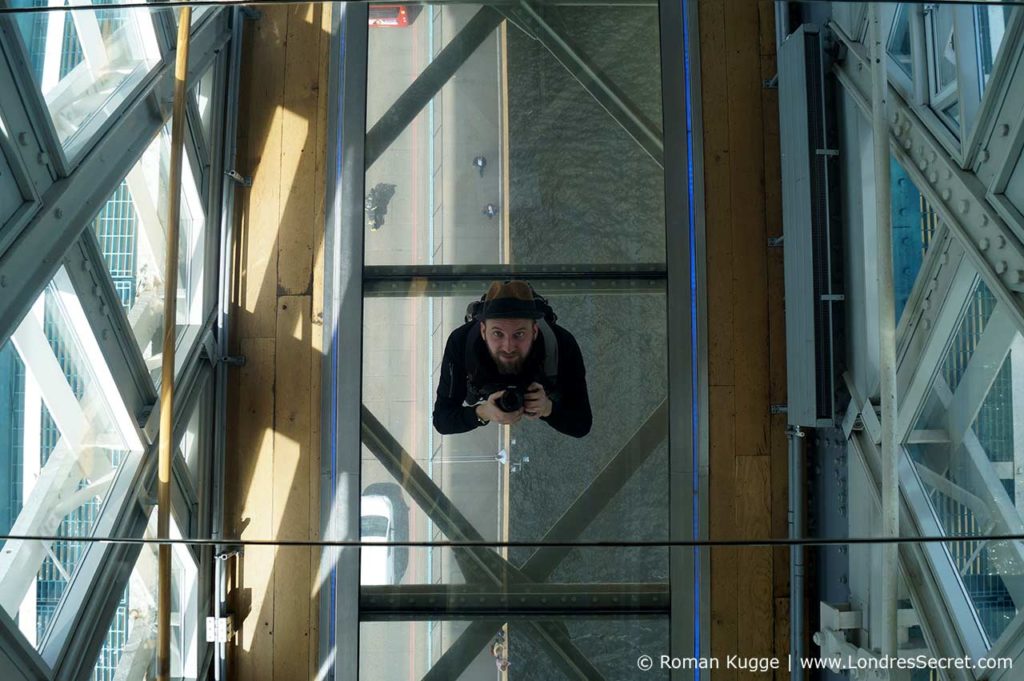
[432,280,592,438]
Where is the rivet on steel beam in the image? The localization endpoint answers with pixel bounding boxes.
[941,189,951,201]
[917,158,927,171]
[996,261,1008,274]
[903,138,913,150]
[958,200,969,215]
[0,276,6,287]
[892,111,900,124]
[945,168,953,180]
[928,171,938,184]
[1010,270,1024,285]
[928,150,937,162]
[980,149,990,162]
[101,329,109,341]
[18,132,30,146]
[981,214,990,227]
[922,299,931,310]
[1000,123,1011,137]
[923,318,931,330]
[54,208,63,219]
[996,235,1006,249]
[939,253,948,265]
[979,238,990,251]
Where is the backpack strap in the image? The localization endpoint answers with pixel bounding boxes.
[536,319,558,384]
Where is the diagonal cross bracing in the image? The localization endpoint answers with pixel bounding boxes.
[362,405,611,679]
[364,7,505,169]
[365,400,668,680]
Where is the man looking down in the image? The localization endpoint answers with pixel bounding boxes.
[432,280,592,438]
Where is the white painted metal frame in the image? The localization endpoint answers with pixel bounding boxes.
[0,5,238,681]
[833,7,1024,665]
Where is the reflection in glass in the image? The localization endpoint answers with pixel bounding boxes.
[889,5,912,78]
[906,293,1024,645]
[194,63,216,147]
[91,124,208,384]
[891,157,940,322]
[10,3,161,157]
[362,290,666,551]
[364,3,665,266]
[0,268,142,653]
[975,5,1014,93]
[89,512,198,680]
[360,616,668,680]
[930,6,958,92]
[181,385,204,488]
[942,279,996,394]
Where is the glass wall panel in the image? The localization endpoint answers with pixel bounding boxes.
[904,288,1024,647]
[90,124,208,385]
[364,3,665,266]
[0,268,142,653]
[975,5,1015,94]
[889,5,913,78]
[891,156,941,322]
[88,513,198,681]
[361,289,666,552]
[10,3,162,158]
[180,383,205,490]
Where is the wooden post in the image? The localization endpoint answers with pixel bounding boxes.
[159,8,192,680]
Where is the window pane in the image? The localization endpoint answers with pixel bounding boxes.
[891,156,940,322]
[193,63,216,149]
[975,5,1014,94]
[364,4,665,266]
[930,6,958,92]
[888,5,913,78]
[10,3,162,157]
[89,512,198,680]
[0,268,142,653]
[180,382,205,489]
[905,296,1024,647]
[361,287,667,558]
[91,124,208,385]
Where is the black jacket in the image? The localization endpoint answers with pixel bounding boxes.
[432,320,592,438]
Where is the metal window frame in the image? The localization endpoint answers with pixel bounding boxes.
[0,604,50,680]
[0,1,174,178]
[40,352,212,680]
[320,4,367,681]
[320,1,699,678]
[0,9,231,351]
[833,19,1024,667]
[0,6,236,679]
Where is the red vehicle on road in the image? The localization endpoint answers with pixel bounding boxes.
[368,5,422,28]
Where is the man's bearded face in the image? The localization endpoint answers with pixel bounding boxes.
[481,319,538,375]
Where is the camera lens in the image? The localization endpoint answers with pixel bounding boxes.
[497,386,523,412]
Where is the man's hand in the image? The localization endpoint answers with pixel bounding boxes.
[477,390,524,425]
[523,382,553,419]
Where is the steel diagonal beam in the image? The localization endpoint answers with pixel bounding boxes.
[361,582,669,620]
[364,8,504,168]
[420,400,667,681]
[361,405,606,680]
[361,405,516,585]
[0,11,231,349]
[500,1,664,167]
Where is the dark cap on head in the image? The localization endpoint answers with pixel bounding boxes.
[480,280,543,320]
